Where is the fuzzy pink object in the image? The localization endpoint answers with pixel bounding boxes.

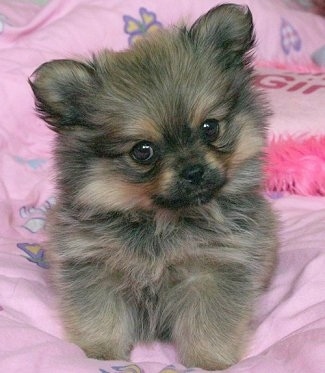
[265,136,325,196]
[1,1,325,372]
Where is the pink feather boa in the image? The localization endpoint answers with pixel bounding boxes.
[264,135,325,196]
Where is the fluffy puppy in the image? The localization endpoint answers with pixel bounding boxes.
[30,4,277,371]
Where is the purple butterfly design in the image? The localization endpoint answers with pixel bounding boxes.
[123,8,163,46]
[17,243,49,269]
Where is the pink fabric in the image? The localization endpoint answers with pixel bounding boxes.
[0,0,325,70]
[255,68,325,138]
[1,1,325,372]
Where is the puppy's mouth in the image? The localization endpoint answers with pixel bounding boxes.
[153,187,218,210]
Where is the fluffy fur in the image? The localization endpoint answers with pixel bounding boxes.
[30,4,278,370]
[265,135,325,196]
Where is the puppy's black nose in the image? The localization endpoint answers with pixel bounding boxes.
[181,164,205,185]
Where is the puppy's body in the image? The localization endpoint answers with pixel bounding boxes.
[31,4,277,370]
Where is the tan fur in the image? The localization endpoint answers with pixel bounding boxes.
[77,164,154,211]
[231,113,264,166]
[124,119,163,143]
[155,168,177,196]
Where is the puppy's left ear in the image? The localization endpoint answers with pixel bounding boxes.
[188,4,255,66]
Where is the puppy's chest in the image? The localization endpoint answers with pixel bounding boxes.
[116,218,203,261]
[111,220,213,290]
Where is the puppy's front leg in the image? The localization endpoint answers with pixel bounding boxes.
[163,264,256,370]
[58,273,136,361]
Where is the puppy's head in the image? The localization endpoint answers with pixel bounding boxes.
[30,4,268,214]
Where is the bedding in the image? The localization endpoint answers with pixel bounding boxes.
[1,0,325,372]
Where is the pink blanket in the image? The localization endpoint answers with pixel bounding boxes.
[1,1,325,372]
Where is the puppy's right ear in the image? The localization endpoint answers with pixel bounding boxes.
[29,59,97,132]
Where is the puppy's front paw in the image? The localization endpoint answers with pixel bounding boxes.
[179,339,242,371]
[80,341,132,361]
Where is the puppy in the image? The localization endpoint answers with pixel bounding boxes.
[30,4,277,370]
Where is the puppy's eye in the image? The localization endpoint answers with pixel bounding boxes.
[131,141,156,164]
[200,119,219,143]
